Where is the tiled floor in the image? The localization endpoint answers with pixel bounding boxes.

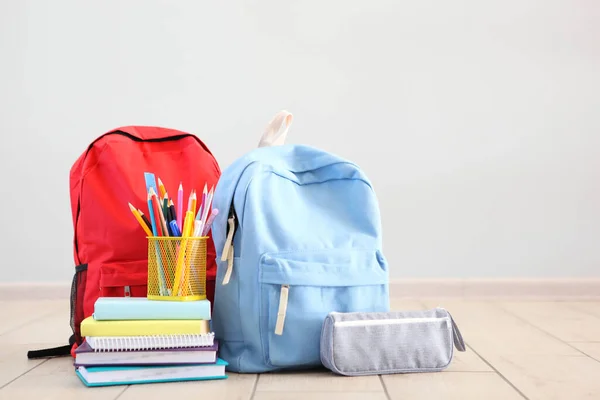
[1,298,599,399]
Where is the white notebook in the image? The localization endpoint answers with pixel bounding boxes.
[86,332,215,352]
[76,359,228,387]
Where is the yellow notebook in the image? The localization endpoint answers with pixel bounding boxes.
[80,316,211,337]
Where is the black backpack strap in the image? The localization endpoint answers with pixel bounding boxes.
[27,334,75,359]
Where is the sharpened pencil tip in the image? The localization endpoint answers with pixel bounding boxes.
[149,187,156,196]
[128,203,135,211]
[179,182,183,190]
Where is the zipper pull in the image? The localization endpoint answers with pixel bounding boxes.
[124,286,131,297]
[221,216,236,262]
[274,285,290,335]
[222,244,234,285]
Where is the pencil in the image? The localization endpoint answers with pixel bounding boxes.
[149,188,164,236]
[163,194,170,222]
[188,190,196,214]
[201,186,214,226]
[177,183,183,232]
[201,208,219,236]
[157,177,167,199]
[147,192,158,236]
[192,190,197,215]
[128,203,153,236]
[138,209,152,233]
[152,189,169,237]
[197,184,207,220]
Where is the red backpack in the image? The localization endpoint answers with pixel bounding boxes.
[27,126,220,358]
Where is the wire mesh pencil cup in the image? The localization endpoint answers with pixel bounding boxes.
[147,236,207,301]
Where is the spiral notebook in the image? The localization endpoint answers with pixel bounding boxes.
[85,332,215,352]
[75,340,218,366]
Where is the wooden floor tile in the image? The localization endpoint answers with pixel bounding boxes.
[0,310,72,345]
[382,372,524,400]
[569,342,600,361]
[118,372,257,400]
[0,301,65,335]
[446,346,492,372]
[0,356,125,400]
[0,343,55,388]
[499,301,600,342]
[254,392,389,400]
[486,354,600,400]
[421,300,579,356]
[256,370,384,392]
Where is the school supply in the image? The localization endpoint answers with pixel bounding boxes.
[127,203,152,236]
[85,333,215,352]
[177,183,184,231]
[201,209,219,236]
[168,200,177,227]
[168,220,181,237]
[92,297,211,321]
[27,126,221,360]
[81,316,211,337]
[75,359,228,387]
[320,308,466,376]
[157,176,167,199]
[210,113,389,373]
[138,209,152,233]
[74,341,219,366]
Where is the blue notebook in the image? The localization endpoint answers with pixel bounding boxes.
[93,297,211,320]
[75,359,227,387]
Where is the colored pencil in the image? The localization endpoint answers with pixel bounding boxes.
[128,203,153,236]
[201,208,219,236]
[138,209,152,233]
[189,190,197,214]
[146,192,158,236]
[197,184,207,220]
[177,183,183,232]
[200,186,214,227]
[163,194,169,222]
[153,191,169,237]
[149,188,164,236]
[157,177,167,199]
[169,200,177,226]
[147,192,167,295]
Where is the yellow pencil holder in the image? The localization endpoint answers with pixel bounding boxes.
[147,236,207,301]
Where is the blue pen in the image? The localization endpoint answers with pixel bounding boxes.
[170,220,182,237]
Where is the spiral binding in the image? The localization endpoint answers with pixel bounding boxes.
[86,333,215,352]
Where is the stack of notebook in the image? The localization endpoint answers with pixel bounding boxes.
[74,297,227,387]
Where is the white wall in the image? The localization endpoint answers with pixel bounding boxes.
[1,0,599,283]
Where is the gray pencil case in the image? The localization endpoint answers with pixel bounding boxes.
[320,307,466,376]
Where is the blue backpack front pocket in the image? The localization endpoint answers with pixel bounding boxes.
[258,249,389,369]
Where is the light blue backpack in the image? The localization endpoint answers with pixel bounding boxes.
[211,143,390,373]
